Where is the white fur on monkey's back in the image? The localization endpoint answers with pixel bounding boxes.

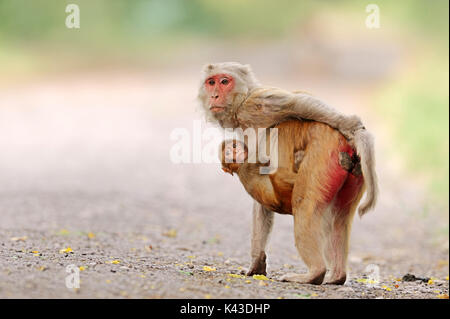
[198,61,378,216]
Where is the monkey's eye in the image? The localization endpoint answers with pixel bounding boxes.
[207,79,215,86]
[221,78,229,85]
[232,143,236,148]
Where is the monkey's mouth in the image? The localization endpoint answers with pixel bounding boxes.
[210,106,226,113]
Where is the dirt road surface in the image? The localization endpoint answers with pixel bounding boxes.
[0,71,448,299]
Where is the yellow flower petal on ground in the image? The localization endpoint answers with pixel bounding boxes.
[252,274,269,281]
[228,273,245,279]
[438,294,449,299]
[79,266,86,271]
[311,293,318,297]
[224,285,230,289]
[163,229,177,238]
[10,236,27,242]
[31,251,39,254]
[258,281,268,286]
[105,280,111,284]
[203,266,216,272]
[57,229,70,235]
[217,252,224,256]
[445,276,449,281]
[111,260,120,264]
[382,285,392,291]
[59,247,73,254]
[204,294,212,299]
[245,280,251,284]
[187,255,196,259]
[87,232,95,239]
[428,279,434,285]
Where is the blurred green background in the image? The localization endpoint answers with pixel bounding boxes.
[0,0,448,211]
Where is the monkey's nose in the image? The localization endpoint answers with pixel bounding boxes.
[211,95,219,99]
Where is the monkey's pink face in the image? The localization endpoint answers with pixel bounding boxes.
[204,73,235,112]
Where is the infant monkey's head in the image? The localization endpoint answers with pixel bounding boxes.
[220,139,248,175]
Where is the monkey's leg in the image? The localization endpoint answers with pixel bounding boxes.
[322,210,353,285]
[246,200,274,276]
[280,200,327,284]
[323,174,364,284]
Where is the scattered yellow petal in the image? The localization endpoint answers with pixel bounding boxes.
[258,280,268,286]
[224,285,230,289]
[204,294,212,299]
[203,266,216,272]
[59,247,73,254]
[382,285,392,291]
[277,296,284,299]
[79,266,86,271]
[446,276,449,281]
[37,266,47,271]
[237,266,243,270]
[110,260,120,264]
[87,232,95,239]
[226,278,231,282]
[31,251,39,254]
[139,275,146,278]
[217,252,224,256]
[438,294,449,299]
[252,274,269,281]
[163,229,177,238]
[105,280,111,284]
[58,229,70,235]
[311,293,318,297]
[245,280,252,284]
[428,279,434,285]
[10,236,27,242]
[228,274,245,279]
[175,263,183,267]
[187,255,196,259]
[179,287,186,292]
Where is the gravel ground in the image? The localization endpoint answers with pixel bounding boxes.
[0,72,448,299]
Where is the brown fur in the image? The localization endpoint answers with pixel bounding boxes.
[221,120,365,284]
[200,62,378,217]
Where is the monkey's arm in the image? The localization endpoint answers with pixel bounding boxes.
[289,93,364,140]
[240,88,364,141]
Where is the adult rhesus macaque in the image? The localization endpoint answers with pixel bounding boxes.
[198,62,378,284]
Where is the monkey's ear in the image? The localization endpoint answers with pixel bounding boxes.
[222,167,233,176]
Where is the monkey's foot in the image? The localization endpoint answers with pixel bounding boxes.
[324,273,347,285]
[246,254,267,276]
[340,115,363,141]
[294,150,305,172]
[279,270,326,285]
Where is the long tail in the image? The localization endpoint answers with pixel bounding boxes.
[353,129,379,217]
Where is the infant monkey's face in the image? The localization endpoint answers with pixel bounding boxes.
[223,140,247,164]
